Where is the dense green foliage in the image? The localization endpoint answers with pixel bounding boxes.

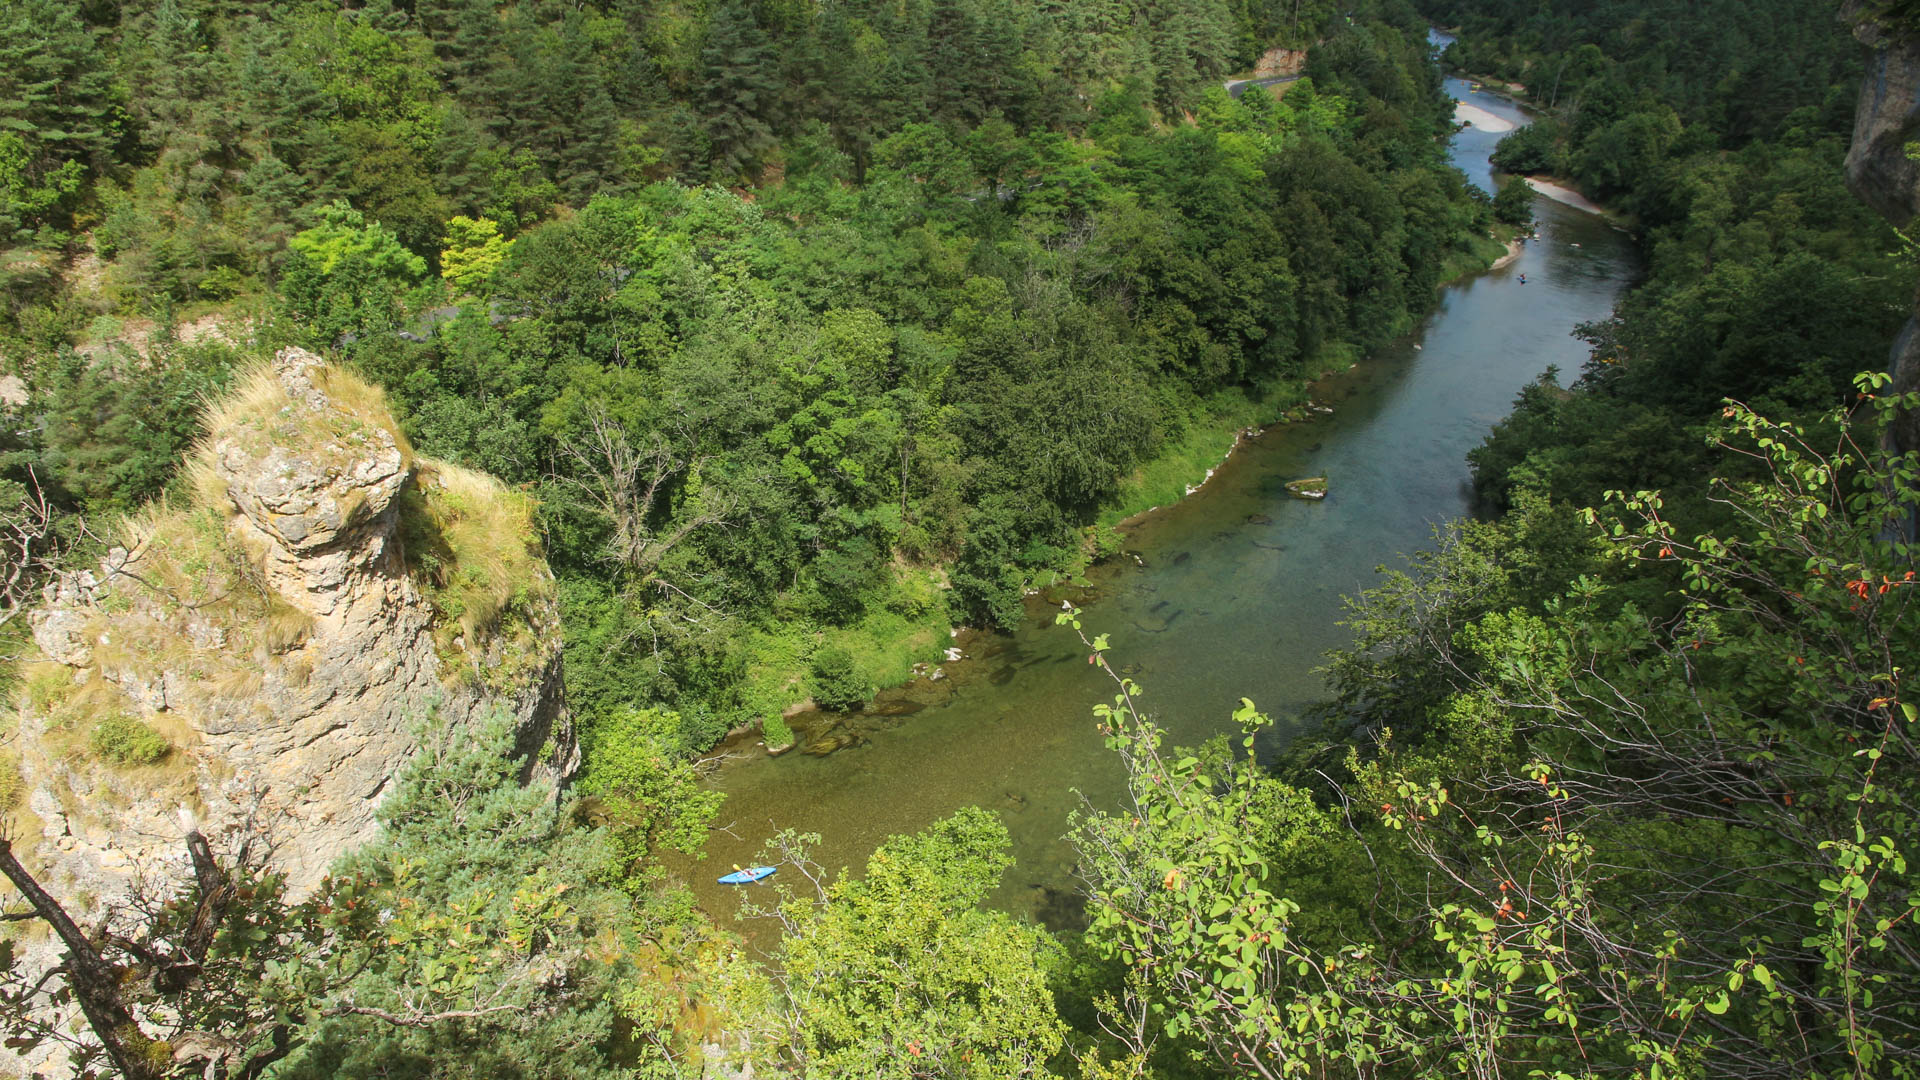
[85,715,171,765]
[1427,0,1859,154]
[728,809,1070,1077]
[4,0,1503,741]
[1418,0,1903,517]
[276,719,645,1079]
[8,0,1914,1076]
[0,0,1358,322]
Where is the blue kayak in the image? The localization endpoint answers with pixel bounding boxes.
[718,866,777,885]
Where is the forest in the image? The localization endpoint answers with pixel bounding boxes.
[0,0,1915,1076]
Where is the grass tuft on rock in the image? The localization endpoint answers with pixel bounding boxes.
[195,360,413,483]
[88,715,172,766]
[399,460,555,685]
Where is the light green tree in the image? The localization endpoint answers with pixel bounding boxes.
[725,809,1068,1078]
[289,200,426,280]
[283,201,430,344]
[577,705,725,896]
[439,215,513,293]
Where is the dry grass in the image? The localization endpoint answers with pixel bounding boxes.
[263,595,315,653]
[191,360,413,511]
[21,661,77,714]
[30,675,138,737]
[182,454,228,520]
[0,751,23,812]
[311,364,414,456]
[195,360,294,450]
[207,667,264,700]
[401,460,553,682]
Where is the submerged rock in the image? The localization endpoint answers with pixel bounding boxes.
[1285,477,1329,500]
[802,728,866,756]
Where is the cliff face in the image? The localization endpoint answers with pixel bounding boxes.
[1845,1,1920,451]
[14,348,575,906]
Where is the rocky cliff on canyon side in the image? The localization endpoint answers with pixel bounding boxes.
[1846,1,1920,451]
[11,347,576,912]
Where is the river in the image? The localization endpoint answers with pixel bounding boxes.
[673,69,1639,946]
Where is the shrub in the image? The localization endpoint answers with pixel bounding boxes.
[1491,179,1534,226]
[810,646,869,712]
[89,716,171,765]
[762,713,795,750]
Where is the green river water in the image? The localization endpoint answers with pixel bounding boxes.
[673,72,1640,948]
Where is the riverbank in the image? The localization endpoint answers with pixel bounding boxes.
[1096,379,1307,530]
[1438,61,1630,228]
[730,219,1520,736]
[1096,216,1520,534]
[1454,101,1516,133]
[1520,173,1633,230]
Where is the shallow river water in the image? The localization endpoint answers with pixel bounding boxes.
[674,74,1639,946]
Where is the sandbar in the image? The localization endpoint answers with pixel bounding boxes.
[1454,102,1516,133]
[1523,177,1605,215]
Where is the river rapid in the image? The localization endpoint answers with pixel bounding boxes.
[673,69,1639,946]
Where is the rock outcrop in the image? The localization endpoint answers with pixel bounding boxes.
[13,348,575,910]
[1845,2,1920,452]
[1252,45,1308,80]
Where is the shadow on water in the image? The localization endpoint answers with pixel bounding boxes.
[666,72,1639,947]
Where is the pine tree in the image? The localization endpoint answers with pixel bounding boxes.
[0,0,114,238]
[696,0,780,183]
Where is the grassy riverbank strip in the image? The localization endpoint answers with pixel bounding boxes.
[727,220,1519,734]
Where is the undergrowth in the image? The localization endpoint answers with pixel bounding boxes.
[399,459,555,688]
[1097,380,1309,529]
